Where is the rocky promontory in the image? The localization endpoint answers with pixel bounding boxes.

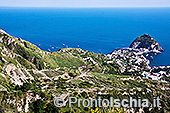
[129,34,164,52]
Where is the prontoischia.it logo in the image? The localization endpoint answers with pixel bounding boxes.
[54,96,161,108]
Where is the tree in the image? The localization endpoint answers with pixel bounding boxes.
[29,99,45,113]
[21,83,32,92]
[44,102,59,113]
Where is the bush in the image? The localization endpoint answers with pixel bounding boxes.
[21,83,32,92]
[29,99,45,113]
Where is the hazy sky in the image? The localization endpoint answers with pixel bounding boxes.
[0,0,170,7]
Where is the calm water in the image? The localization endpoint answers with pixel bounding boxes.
[0,7,170,66]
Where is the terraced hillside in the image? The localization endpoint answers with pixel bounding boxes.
[0,29,169,113]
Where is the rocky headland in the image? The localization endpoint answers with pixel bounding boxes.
[129,34,164,53]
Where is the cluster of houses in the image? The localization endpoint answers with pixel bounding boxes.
[142,66,170,82]
[106,48,170,83]
[107,49,151,74]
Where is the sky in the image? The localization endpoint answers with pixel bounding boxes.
[0,0,170,8]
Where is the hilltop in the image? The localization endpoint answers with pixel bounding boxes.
[0,29,169,113]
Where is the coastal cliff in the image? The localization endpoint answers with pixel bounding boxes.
[129,34,164,52]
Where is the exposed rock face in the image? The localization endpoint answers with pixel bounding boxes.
[5,64,34,85]
[129,34,164,52]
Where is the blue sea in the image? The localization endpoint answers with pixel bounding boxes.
[0,7,170,66]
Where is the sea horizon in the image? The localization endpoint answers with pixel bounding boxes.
[0,1,170,112]
[0,7,170,66]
